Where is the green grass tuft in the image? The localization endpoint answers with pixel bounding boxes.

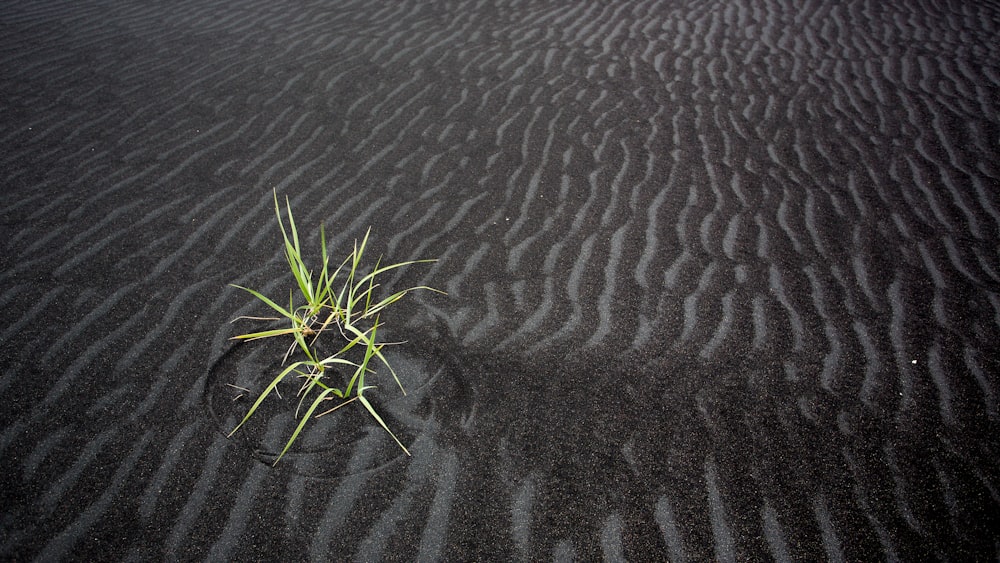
[227,190,443,465]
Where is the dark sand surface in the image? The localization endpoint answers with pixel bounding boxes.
[2,0,999,560]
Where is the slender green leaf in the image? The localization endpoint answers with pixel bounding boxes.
[370,340,405,394]
[318,356,362,370]
[358,394,410,456]
[229,361,308,437]
[294,365,325,418]
[230,284,297,321]
[274,386,338,465]
[284,195,302,263]
[354,259,437,291]
[230,328,304,341]
[364,286,446,319]
[357,317,381,392]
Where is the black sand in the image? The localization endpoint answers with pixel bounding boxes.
[2,0,999,560]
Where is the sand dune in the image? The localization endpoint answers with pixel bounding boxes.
[1,0,999,559]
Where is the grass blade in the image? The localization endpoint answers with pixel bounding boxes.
[294,364,325,418]
[229,361,308,437]
[274,386,338,465]
[230,328,305,341]
[230,284,297,321]
[363,286,446,319]
[358,394,410,456]
[315,395,357,418]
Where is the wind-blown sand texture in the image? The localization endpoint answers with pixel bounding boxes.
[2,0,999,559]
